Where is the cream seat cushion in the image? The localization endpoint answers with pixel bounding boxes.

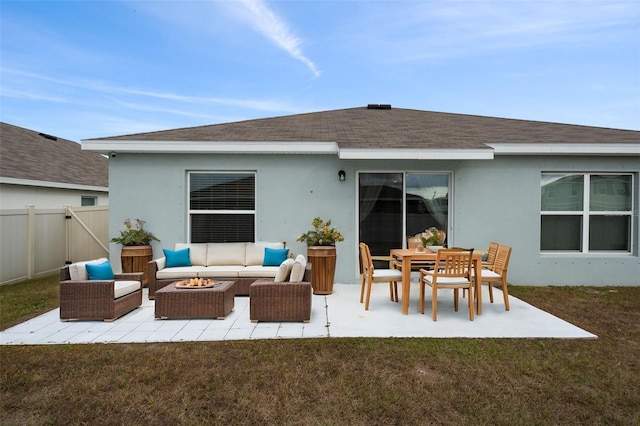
[114,281,141,299]
[156,266,206,280]
[481,269,502,279]
[241,265,280,278]
[373,269,403,280]
[424,275,471,285]
[198,266,244,278]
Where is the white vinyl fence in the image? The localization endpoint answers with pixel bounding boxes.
[0,205,109,285]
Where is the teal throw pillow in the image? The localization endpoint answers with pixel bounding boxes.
[263,247,290,266]
[85,260,115,280]
[163,248,192,268]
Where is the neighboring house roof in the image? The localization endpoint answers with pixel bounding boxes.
[83,106,640,159]
[1,122,108,190]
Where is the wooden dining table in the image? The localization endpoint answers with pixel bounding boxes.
[389,249,484,316]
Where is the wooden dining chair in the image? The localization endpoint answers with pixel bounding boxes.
[359,243,401,310]
[479,244,512,310]
[419,248,475,321]
[482,241,500,270]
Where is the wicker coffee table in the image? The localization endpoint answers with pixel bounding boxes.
[154,281,235,319]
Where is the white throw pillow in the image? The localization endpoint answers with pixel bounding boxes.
[289,254,307,282]
[274,258,294,283]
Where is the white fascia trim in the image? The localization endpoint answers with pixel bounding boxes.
[0,177,108,192]
[82,140,340,155]
[487,143,640,156]
[338,148,494,160]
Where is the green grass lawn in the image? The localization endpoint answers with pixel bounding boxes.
[0,274,59,330]
[1,276,639,425]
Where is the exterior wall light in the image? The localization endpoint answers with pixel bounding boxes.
[338,170,346,181]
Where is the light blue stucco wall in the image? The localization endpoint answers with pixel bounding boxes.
[108,153,358,283]
[452,156,639,285]
[109,153,639,286]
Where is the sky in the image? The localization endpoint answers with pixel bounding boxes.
[1,0,639,143]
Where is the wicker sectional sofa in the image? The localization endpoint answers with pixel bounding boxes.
[147,242,292,299]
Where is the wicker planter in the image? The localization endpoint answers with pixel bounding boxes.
[307,246,336,295]
[121,245,153,286]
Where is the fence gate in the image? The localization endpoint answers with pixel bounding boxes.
[65,205,109,264]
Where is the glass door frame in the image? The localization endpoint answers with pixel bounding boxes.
[356,170,453,258]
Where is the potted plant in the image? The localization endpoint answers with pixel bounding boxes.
[111,218,159,247]
[420,227,445,252]
[111,219,160,285]
[297,217,344,295]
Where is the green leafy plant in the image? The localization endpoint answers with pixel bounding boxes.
[421,227,443,247]
[297,217,344,246]
[110,218,160,246]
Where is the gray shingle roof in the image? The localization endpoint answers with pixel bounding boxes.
[1,122,108,187]
[91,107,639,148]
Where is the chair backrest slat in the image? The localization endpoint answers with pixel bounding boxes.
[492,245,512,275]
[434,248,474,279]
[486,242,499,265]
[359,243,375,278]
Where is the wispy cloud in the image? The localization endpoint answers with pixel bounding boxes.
[235,0,321,78]
[349,1,640,61]
[0,87,70,104]
[125,0,320,77]
[1,67,298,113]
[107,86,299,112]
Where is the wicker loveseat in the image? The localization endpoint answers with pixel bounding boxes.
[147,242,293,299]
[59,258,143,321]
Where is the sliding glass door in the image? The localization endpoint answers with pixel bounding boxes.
[359,172,450,260]
[359,173,404,258]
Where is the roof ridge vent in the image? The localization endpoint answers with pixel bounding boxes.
[38,132,58,141]
[367,104,392,110]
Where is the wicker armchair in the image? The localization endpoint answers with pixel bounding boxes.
[249,265,312,322]
[59,264,143,322]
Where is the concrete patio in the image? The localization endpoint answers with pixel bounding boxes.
[0,281,596,345]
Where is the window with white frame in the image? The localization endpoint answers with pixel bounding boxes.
[540,173,633,252]
[81,196,96,206]
[189,172,255,243]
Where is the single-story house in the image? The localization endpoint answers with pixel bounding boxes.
[83,105,640,286]
[0,122,108,209]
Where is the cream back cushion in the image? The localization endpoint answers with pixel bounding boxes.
[274,258,294,282]
[175,243,207,266]
[207,243,246,266]
[289,254,307,282]
[245,242,285,266]
[69,258,109,281]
